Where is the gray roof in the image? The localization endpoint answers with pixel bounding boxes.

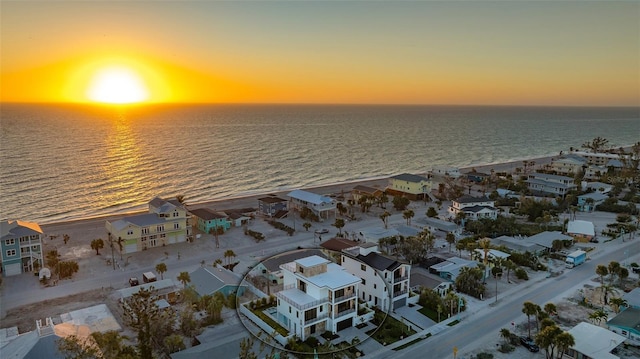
[529,172,575,181]
[409,271,445,290]
[416,217,460,232]
[287,189,333,205]
[527,231,573,249]
[352,185,383,195]
[24,334,64,359]
[577,192,609,201]
[257,196,287,204]
[261,249,327,272]
[461,205,498,213]
[190,267,244,297]
[491,235,545,253]
[455,195,491,204]
[320,238,359,252]
[526,178,574,189]
[607,307,640,332]
[395,225,420,237]
[1,220,43,240]
[117,279,177,299]
[356,252,405,272]
[622,288,640,308]
[390,173,429,183]
[190,208,226,220]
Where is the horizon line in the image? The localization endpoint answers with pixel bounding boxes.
[2,101,639,109]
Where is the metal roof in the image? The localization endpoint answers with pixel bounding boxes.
[190,208,226,220]
[390,173,429,183]
[567,220,595,236]
[455,195,491,204]
[569,322,625,359]
[356,252,404,272]
[257,196,287,204]
[287,189,333,205]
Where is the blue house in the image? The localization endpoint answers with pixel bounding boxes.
[190,208,231,234]
[577,192,609,212]
[607,307,640,344]
[1,220,44,276]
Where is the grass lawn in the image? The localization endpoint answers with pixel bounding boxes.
[366,313,417,346]
[247,305,289,336]
[393,335,429,351]
[418,306,442,322]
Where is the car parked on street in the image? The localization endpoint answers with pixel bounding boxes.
[314,228,329,234]
[519,336,539,352]
[129,277,139,286]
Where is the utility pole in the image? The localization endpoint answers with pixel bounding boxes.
[108,232,115,270]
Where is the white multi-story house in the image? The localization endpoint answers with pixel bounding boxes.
[572,151,622,166]
[276,255,360,340]
[448,195,498,220]
[341,245,411,310]
[1,220,44,276]
[549,155,587,176]
[105,197,191,254]
[526,173,576,198]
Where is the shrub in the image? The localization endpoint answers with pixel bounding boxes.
[515,268,528,280]
[476,353,494,359]
[498,343,515,353]
[261,297,268,307]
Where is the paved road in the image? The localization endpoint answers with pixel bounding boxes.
[367,240,640,359]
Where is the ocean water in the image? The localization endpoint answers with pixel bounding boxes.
[1,103,638,224]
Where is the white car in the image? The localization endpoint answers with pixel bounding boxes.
[314,228,329,234]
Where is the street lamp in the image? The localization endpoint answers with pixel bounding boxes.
[108,232,115,270]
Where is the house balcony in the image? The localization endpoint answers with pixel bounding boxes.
[276,291,328,311]
[334,307,356,318]
[393,275,408,283]
[304,313,329,325]
[332,292,356,304]
[393,289,408,298]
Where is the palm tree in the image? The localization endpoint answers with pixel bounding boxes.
[155,262,167,280]
[608,261,621,285]
[380,211,391,229]
[402,209,414,225]
[504,260,517,283]
[543,302,557,317]
[479,238,491,265]
[554,332,575,359]
[609,297,628,314]
[588,309,608,325]
[596,265,608,299]
[500,328,512,345]
[336,202,347,217]
[177,271,191,288]
[522,301,538,338]
[212,258,223,267]
[618,267,629,287]
[446,232,456,253]
[302,222,312,231]
[455,240,466,258]
[223,249,236,267]
[379,192,389,209]
[333,218,345,236]
[90,238,104,255]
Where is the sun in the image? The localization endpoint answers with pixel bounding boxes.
[87,66,149,104]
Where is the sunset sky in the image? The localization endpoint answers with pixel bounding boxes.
[1,1,638,106]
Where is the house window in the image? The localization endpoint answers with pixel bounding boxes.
[6,249,16,256]
[374,284,377,289]
[174,223,180,229]
[173,211,178,217]
[319,306,323,312]
[160,234,166,238]
[368,295,372,301]
[361,264,366,271]
[141,237,147,241]
[361,278,366,285]
[127,230,134,235]
[299,267,304,274]
[5,239,15,245]
[150,235,157,239]
[156,225,164,232]
[289,306,291,313]
[142,228,149,234]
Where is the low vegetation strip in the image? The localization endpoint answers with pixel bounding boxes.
[393,335,428,351]
[247,306,289,337]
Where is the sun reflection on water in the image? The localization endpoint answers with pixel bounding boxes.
[99,109,154,211]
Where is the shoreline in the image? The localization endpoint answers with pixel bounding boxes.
[39,153,559,230]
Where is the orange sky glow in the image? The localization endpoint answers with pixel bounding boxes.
[1,1,638,106]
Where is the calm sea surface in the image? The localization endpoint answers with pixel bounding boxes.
[1,103,638,224]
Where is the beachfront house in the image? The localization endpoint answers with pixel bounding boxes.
[0,220,44,276]
[287,189,336,220]
[257,196,288,218]
[350,185,383,203]
[549,155,587,176]
[105,197,191,254]
[572,151,623,166]
[386,173,433,201]
[340,245,411,310]
[275,255,360,340]
[448,195,498,221]
[430,166,461,179]
[526,172,576,198]
[190,208,231,234]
